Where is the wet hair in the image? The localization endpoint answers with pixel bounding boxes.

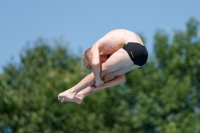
[82,47,92,70]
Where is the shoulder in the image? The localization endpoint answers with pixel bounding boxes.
[105,29,132,34]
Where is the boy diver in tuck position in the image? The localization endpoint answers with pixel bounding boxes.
[58,29,148,104]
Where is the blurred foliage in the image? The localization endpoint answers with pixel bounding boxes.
[0,18,200,133]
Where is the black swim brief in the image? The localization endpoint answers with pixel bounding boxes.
[122,42,148,66]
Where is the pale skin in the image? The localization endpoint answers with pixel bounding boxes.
[72,74,126,104]
[90,29,144,86]
[58,29,143,103]
[69,56,140,104]
[64,55,126,104]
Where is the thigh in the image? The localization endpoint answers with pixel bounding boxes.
[103,64,140,82]
[101,48,133,77]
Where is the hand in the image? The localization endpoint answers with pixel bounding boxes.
[90,84,97,89]
[91,84,103,90]
[95,79,104,87]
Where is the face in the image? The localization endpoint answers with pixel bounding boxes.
[87,54,108,68]
[86,47,109,68]
[100,55,109,64]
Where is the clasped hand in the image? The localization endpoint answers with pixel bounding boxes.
[94,79,104,87]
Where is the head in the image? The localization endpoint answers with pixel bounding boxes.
[82,47,109,70]
[82,47,92,70]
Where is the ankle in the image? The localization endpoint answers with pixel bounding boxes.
[68,88,77,94]
[76,94,85,99]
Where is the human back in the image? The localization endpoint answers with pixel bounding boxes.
[82,29,145,70]
[97,29,144,55]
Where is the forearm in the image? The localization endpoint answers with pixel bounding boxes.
[92,63,101,81]
[91,39,102,82]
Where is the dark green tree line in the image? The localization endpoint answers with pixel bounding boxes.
[0,18,200,133]
[126,18,200,133]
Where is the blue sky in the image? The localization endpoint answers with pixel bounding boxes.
[0,1,200,73]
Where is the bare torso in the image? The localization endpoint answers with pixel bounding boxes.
[96,29,144,55]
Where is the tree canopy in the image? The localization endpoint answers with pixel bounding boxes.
[0,18,200,133]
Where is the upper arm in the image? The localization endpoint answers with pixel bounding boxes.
[90,38,104,65]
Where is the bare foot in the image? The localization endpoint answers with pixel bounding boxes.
[74,94,85,104]
[58,92,84,104]
[58,89,77,102]
[62,96,82,104]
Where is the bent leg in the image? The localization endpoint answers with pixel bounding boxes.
[73,63,140,103]
[74,74,126,104]
[101,48,134,77]
[69,86,95,104]
[102,64,139,82]
[58,73,96,102]
[58,49,134,102]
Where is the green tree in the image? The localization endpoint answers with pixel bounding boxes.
[0,38,87,133]
[0,37,136,133]
[0,18,200,133]
[125,18,200,133]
